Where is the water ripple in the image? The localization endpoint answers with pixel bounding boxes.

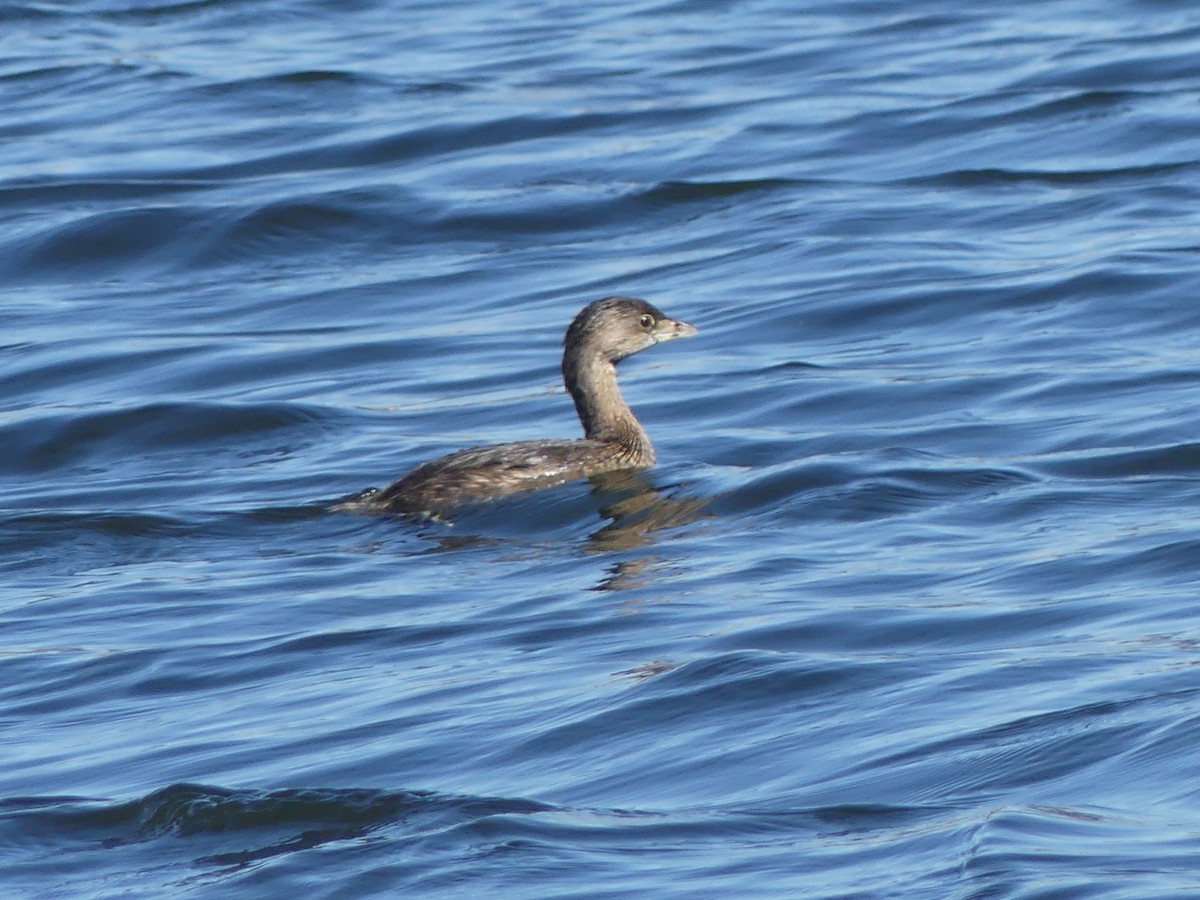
[5,0,1200,896]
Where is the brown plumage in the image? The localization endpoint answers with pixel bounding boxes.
[363,296,697,515]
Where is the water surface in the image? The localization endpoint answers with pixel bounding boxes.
[4,1,1200,896]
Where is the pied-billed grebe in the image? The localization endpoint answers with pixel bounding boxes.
[364,296,697,515]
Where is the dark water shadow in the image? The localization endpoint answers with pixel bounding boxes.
[0,782,551,884]
[0,780,950,885]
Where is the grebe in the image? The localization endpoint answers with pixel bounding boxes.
[365,296,697,514]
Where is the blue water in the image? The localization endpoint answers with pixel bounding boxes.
[5,1,1200,896]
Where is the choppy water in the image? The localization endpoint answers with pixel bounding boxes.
[5,1,1200,896]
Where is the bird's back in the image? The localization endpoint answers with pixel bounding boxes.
[370,437,648,514]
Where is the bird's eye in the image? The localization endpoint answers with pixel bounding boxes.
[638,313,655,330]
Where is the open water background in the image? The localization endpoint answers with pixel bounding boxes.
[4,1,1200,896]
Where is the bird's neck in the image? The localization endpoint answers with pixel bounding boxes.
[563,351,654,464]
